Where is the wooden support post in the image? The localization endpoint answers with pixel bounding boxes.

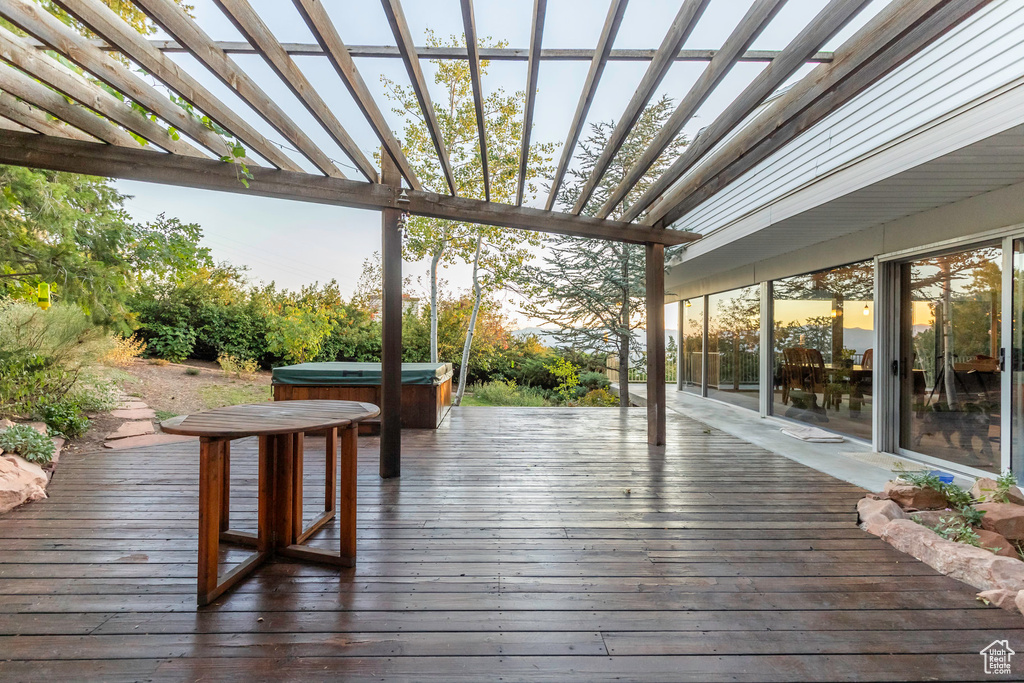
[646,243,666,446]
[380,148,403,478]
[339,424,358,562]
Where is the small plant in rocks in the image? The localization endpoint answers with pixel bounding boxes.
[892,463,944,491]
[994,470,1019,502]
[930,517,984,547]
[0,424,55,465]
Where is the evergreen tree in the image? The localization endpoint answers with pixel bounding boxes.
[519,97,686,404]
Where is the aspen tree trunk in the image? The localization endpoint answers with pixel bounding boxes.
[454,235,483,405]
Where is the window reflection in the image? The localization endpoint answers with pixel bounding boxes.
[900,246,1001,473]
[680,298,703,394]
[772,262,874,440]
[707,286,760,410]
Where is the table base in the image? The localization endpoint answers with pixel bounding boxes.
[196,426,358,606]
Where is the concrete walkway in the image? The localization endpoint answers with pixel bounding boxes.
[618,383,963,493]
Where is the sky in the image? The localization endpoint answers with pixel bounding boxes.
[114,0,889,326]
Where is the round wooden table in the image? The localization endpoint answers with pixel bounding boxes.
[162,400,379,606]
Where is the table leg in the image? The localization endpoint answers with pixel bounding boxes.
[339,424,357,563]
[197,437,224,605]
[272,433,296,548]
[220,441,230,532]
[325,427,337,513]
[291,432,304,541]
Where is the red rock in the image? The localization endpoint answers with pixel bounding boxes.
[106,421,155,440]
[971,477,1024,506]
[111,408,157,420]
[857,498,907,536]
[978,588,1019,612]
[976,503,1024,540]
[0,419,13,430]
[103,433,194,450]
[976,529,1018,558]
[883,481,947,510]
[881,518,1024,593]
[1016,590,1024,615]
[27,422,47,436]
[0,454,48,513]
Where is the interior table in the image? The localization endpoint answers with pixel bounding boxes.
[161,400,379,605]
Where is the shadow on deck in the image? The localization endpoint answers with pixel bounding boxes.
[0,407,1019,681]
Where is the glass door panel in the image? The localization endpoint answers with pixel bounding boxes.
[680,298,704,395]
[1012,240,1024,480]
[899,245,1002,473]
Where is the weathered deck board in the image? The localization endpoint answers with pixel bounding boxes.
[0,406,1019,681]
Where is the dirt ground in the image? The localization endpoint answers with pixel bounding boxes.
[65,359,272,456]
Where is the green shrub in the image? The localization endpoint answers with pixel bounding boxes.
[144,322,196,362]
[472,381,549,407]
[579,388,619,407]
[217,354,258,378]
[0,424,55,464]
[68,375,121,413]
[40,400,90,438]
[578,371,610,391]
[185,367,201,376]
[0,302,109,417]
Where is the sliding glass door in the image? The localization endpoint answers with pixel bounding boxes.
[898,244,1002,473]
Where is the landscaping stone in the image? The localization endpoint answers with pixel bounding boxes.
[881,518,1024,593]
[106,421,155,440]
[117,401,149,410]
[49,437,65,469]
[857,498,907,536]
[972,477,1024,506]
[110,407,157,420]
[27,422,47,436]
[909,509,963,529]
[1016,590,1024,615]
[0,419,13,431]
[0,454,48,513]
[103,433,194,450]
[976,529,1018,558]
[883,482,947,510]
[978,588,1020,612]
[976,503,1024,541]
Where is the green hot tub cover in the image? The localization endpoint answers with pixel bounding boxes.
[272,362,453,386]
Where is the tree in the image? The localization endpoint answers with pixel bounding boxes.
[382,31,554,404]
[518,97,685,405]
[0,165,211,324]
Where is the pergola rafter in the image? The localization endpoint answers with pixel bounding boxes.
[0,0,993,454]
[569,0,709,215]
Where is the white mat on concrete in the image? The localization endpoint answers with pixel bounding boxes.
[780,426,845,443]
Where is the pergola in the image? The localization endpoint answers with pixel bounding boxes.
[0,0,989,475]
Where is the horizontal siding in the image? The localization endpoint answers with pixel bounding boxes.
[673,0,1024,234]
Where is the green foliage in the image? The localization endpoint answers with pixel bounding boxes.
[959,504,986,527]
[217,355,257,378]
[943,483,973,510]
[995,470,1019,502]
[197,384,272,410]
[0,301,109,418]
[40,399,90,439]
[185,367,201,376]
[892,463,944,492]
[68,375,121,413]
[578,371,611,392]
[144,322,197,363]
[579,388,619,407]
[264,305,332,364]
[470,381,549,407]
[927,516,983,547]
[0,424,55,465]
[0,166,212,323]
[547,356,580,403]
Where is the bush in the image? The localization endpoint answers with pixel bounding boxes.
[185,367,201,376]
[68,375,121,413]
[579,388,619,407]
[472,381,549,407]
[104,334,147,367]
[578,371,610,391]
[218,354,258,378]
[0,302,109,417]
[0,424,55,464]
[40,399,90,438]
[144,322,196,362]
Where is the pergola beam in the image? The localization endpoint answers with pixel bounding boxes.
[32,38,832,63]
[595,0,786,219]
[293,0,420,189]
[381,0,457,194]
[53,0,302,173]
[646,0,991,228]
[571,0,709,215]
[0,131,698,246]
[516,0,546,206]
[545,0,627,212]
[619,0,871,224]
[133,0,345,178]
[1,0,235,160]
[0,25,201,156]
[213,0,377,182]
[460,0,490,201]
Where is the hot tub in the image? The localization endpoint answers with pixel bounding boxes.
[272,362,453,431]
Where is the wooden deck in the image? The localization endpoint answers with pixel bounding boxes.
[0,407,1020,681]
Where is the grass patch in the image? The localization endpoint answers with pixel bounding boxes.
[460,394,494,407]
[467,381,550,407]
[154,409,178,421]
[197,384,272,409]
